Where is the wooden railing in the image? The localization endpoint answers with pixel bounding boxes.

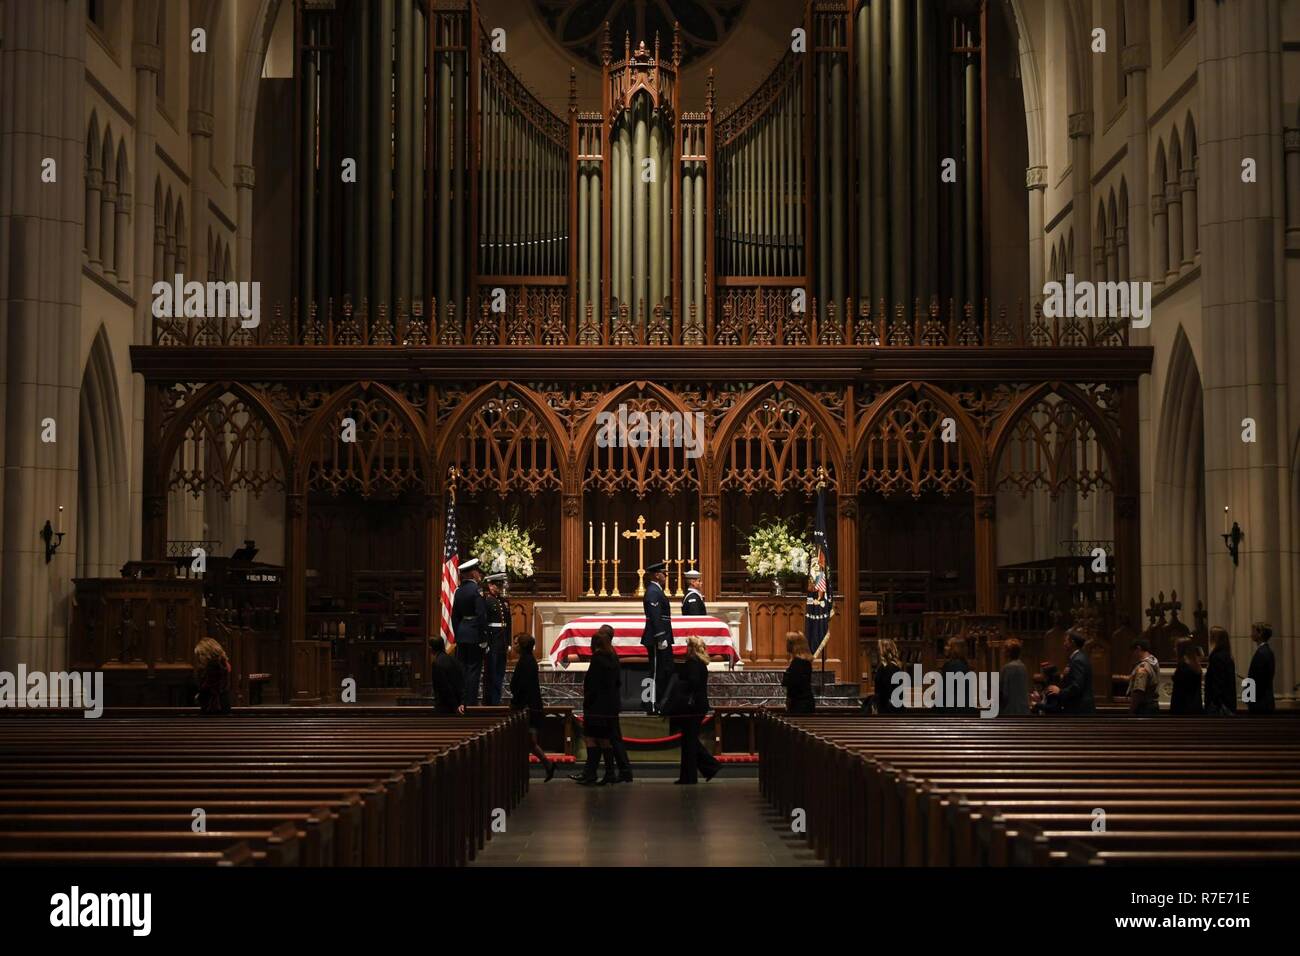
[152,296,1132,349]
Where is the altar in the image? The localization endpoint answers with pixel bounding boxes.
[533,601,752,669]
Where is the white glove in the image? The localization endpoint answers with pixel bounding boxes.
[657,640,668,650]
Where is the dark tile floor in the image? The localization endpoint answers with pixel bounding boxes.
[471,775,821,867]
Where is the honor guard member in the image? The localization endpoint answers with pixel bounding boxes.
[681,570,706,616]
[642,561,675,714]
[483,572,511,705]
[451,557,489,706]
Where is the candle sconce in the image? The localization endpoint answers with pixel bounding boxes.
[41,516,66,563]
[1222,521,1243,566]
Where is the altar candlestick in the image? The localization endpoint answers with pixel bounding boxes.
[614,521,619,554]
[589,521,593,558]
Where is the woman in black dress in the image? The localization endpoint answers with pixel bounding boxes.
[781,631,816,714]
[572,625,622,786]
[509,634,555,780]
[672,636,720,784]
[872,638,905,714]
[1203,626,1236,715]
[193,638,232,715]
[1170,638,1204,715]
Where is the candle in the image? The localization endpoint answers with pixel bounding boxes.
[57,505,64,534]
[589,521,593,558]
[690,521,695,560]
[613,521,618,559]
[1223,506,1229,534]
[665,522,670,561]
[677,522,682,562]
[601,522,606,560]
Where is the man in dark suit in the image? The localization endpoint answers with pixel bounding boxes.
[642,561,675,714]
[681,569,707,616]
[482,572,510,705]
[1248,622,1276,714]
[428,637,464,715]
[451,557,488,706]
[1049,629,1096,714]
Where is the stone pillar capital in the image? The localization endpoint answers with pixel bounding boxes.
[1151,194,1167,215]
[1025,165,1048,191]
[1285,128,1300,152]
[132,42,161,73]
[1068,111,1093,139]
[86,168,103,189]
[1180,167,1197,191]
[1165,180,1181,204]
[188,109,215,137]
[234,164,257,190]
[1121,43,1150,74]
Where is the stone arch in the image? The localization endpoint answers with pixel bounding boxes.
[1153,325,1206,610]
[852,381,988,494]
[76,327,130,578]
[1007,0,1046,173]
[1154,138,1167,193]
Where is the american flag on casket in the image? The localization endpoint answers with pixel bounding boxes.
[549,615,739,666]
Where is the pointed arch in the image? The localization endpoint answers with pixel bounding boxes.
[1167,128,1182,185]
[77,326,130,578]
[1154,139,1167,194]
[1153,326,1206,610]
[156,380,293,496]
[573,380,698,467]
[1118,178,1129,226]
[434,380,570,491]
[852,381,988,493]
[712,381,848,494]
[990,382,1124,494]
[299,381,432,495]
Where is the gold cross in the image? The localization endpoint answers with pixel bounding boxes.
[622,514,661,597]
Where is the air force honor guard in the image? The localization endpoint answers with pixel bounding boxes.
[642,561,675,714]
[681,570,706,616]
[483,572,511,705]
[451,557,489,706]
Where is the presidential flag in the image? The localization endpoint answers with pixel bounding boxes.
[440,483,460,645]
[805,477,833,658]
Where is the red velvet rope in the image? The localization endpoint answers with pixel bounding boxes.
[572,713,716,744]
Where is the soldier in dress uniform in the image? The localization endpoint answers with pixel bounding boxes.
[681,569,707,616]
[482,572,510,705]
[642,561,675,714]
[451,557,488,706]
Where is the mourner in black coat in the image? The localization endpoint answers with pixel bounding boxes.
[642,563,675,713]
[1169,639,1204,715]
[428,637,465,715]
[509,635,555,780]
[669,638,720,784]
[871,639,905,714]
[451,558,488,705]
[1203,627,1236,715]
[1248,623,1276,714]
[572,626,625,785]
[1052,631,1096,715]
[681,570,707,616]
[781,632,816,714]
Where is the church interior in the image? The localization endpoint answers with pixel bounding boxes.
[2,0,1300,896]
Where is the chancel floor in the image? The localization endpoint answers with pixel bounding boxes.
[471,775,819,867]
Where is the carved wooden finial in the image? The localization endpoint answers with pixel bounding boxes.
[706,68,715,113]
[672,20,682,65]
[654,31,660,63]
[568,67,577,112]
[625,31,632,61]
[601,20,612,65]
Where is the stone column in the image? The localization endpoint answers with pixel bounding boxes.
[1122,43,1150,283]
[1151,193,1168,284]
[1026,165,1047,306]
[1164,179,1183,280]
[188,109,214,286]
[1068,111,1093,280]
[1286,129,1300,252]
[1199,0,1291,699]
[235,164,256,281]
[100,166,117,281]
[1116,226,1129,281]
[0,0,86,675]
[1180,166,1198,267]
[86,165,103,268]
[974,494,998,614]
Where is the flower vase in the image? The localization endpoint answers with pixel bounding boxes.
[771,577,784,597]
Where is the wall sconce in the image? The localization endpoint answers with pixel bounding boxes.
[1221,506,1243,566]
[41,506,65,564]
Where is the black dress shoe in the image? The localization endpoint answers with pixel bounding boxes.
[544,760,556,782]
[599,774,619,786]
[569,771,593,783]
[702,765,720,782]
[574,775,600,786]
[674,779,697,785]
[619,771,634,783]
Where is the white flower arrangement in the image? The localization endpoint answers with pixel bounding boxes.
[741,519,812,579]
[472,520,540,579]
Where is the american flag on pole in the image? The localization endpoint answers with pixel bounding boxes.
[805,471,833,658]
[440,479,459,646]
